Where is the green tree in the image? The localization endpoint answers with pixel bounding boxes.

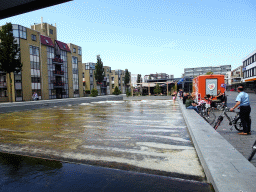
[90,88,98,97]
[124,69,130,90]
[154,84,161,95]
[94,56,104,95]
[113,86,121,95]
[205,71,213,75]
[137,74,141,85]
[0,23,22,102]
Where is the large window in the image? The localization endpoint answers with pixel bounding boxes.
[0,74,7,98]
[47,47,69,99]
[30,45,41,100]
[72,56,79,97]
[78,46,82,55]
[12,24,26,39]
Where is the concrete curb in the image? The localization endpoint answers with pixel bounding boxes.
[123,95,173,100]
[0,95,123,113]
[178,99,256,192]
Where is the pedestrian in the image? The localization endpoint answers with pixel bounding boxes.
[183,92,188,105]
[230,86,251,135]
[172,91,177,102]
[178,89,183,100]
[32,92,38,101]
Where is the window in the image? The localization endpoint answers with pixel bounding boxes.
[73,48,76,53]
[31,34,36,41]
[63,44,66,49]
[78,47,82,55]
[112,84,114,89]
[50,29,53,34]
[12,24,26,39]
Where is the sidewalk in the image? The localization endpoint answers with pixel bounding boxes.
[215,91,256,166]
[178,97,256,192]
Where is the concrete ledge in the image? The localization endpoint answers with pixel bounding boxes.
[178,99,256,192]
[0,95,123,113]
[123,95,173,100]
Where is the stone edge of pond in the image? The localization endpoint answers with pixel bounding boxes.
[123,96,173,100]
[0,95,124,113]
[0,144,205,182]
[178,99,256,192]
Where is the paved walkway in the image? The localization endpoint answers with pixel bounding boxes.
[214,91,256,165]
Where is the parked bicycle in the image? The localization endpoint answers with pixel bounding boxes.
[248,140,256,161]
[198,103,216,125]
[213,103,244,132]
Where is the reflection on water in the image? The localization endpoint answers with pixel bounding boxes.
[0,152,212,192]
[0,100,204,179]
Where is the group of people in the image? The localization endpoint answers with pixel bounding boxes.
[179,87,251,135]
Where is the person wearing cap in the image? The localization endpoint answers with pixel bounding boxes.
[230,86,251,135]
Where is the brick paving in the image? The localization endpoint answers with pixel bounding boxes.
[213,91,256,165]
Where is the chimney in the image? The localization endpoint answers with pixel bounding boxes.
[41,17,43,29]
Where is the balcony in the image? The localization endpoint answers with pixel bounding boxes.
[52,57,64,64]
[0,82,6,88]
[53,81,64,87]
[53,70,64,76]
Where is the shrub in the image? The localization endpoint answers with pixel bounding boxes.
[126,89,131,97]
[90,88,98,97]
[85,90,90,94]
[113,86,121,95]
[153,84,161,95]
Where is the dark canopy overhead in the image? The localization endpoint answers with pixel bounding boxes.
[0,0,72,20]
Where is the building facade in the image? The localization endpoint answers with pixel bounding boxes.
[83,63,130,95]
[0,20,83,102]
[184,65,231,77]
[242,51,256,92]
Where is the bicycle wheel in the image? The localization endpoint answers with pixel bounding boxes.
[214,116,223,130]
[248,141,256,161]
[234,117,243,132]
[203,109,216,125]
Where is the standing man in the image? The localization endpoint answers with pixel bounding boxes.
[178,89,183,100]
[230,86,251,135]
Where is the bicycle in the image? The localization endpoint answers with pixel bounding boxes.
[248,140,256,161]
[213,103,243,132]
[198,103,216,125]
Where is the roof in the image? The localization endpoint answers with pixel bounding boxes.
[56,40,71,52]
[40,35,54,47]
[0,0,72,20]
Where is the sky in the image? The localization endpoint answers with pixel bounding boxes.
[1,0,256,78]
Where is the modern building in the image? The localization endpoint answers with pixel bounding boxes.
[131,74,138,87]
[83,62,130,95]
[0,19,83,102]
[83,62,97,92]
[242,51,256,92]
[231,66,243,86]
[184,65,231,77]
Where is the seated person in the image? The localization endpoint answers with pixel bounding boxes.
[216,90,226,106]
[216,90,224,102]
[182,92,188,104]
[185,96,199,113]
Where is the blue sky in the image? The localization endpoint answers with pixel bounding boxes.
[1,0,256,78]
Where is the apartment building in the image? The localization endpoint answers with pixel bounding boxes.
[242,52,256,82]
[231,66,243,85]
[83,63,130,95]
[0,20,83,102]
[83,62,97,92]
